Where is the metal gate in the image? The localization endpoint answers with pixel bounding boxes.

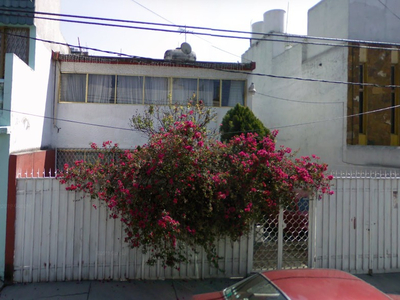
[253,197,311,271]
[313,171,400,274]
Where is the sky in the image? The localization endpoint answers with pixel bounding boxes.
[60,0,322,62]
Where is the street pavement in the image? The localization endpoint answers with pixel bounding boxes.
[0,277,239,300]
[0,272,400,299]
[357,272,400,295]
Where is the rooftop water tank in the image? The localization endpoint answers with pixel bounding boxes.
[263,9,286,33]
[164,42,196,62]
[251,21,264,45]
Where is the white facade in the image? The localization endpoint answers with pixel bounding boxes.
[309,0,400,44]
[53,59,251,150]
[242,0,400,170]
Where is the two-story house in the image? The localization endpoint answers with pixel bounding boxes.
[51,50,255,169]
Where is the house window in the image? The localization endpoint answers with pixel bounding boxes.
[59,73,246,107]
[117,75,143,104]
[0,27,30,78]
[199,79,220,106]
[60,73,86,102]
[222,80,245,107]
[88,74,115,103]
[144,77,169,105]
[172,78,197,104]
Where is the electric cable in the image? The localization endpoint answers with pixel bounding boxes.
[378,0,400,22]
[1,7,400,52]
[129,0,248,61]
[2,102,399,133]
[4,31,400,90]
[255,91,340,104]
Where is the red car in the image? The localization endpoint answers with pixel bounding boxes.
[192,269,400,300]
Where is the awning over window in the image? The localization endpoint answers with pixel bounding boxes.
[0,0,35,26]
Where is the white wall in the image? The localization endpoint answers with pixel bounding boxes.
[308,0,349,39]
[54,102,230,149]
[242,1,400,171]
[309,0,400,44]
[53,62,248,149]
[243,37,348,170]
[58,62,248,81]
[5,0,69,154]
[34,0,69,53]
[7,39,57,153]
[348,0,400,43]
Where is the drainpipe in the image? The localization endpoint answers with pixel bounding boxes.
[0,53,13,281]
[0,130,10,282]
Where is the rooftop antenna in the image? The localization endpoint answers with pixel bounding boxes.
[78,37,82,52]
[179,25,188,42]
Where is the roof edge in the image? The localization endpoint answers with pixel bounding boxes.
[51,52,256,71]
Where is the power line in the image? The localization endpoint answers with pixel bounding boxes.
[198,65,400,89]
[5,30,400,90]
[255,91,340,104]
[1,9,399,140]
[1,108,133,131]
[28,15,400,52]
[2,102,400,134]
[130,0,247,61]
[378,0,400,22]
[274,104,400,129]
[130,0,175,25]
[2,7,400,52]
[3,29,400,90]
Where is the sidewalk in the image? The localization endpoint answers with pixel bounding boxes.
[0,278,239,300]
[1,273,400,300]
[357,272,400,295]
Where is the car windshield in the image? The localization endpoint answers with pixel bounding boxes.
[223,274,287,300]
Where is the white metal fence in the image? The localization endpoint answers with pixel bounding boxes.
[313,171,400,274]
[13,178,253,282]
[13,171,400,282]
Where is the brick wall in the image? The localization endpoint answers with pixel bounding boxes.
[347,44,399,146]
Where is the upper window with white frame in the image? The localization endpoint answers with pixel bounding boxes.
[60,73,246,107]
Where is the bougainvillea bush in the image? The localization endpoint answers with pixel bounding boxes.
[57,107,333,269]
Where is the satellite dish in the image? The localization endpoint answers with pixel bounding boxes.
[181,42,192,54]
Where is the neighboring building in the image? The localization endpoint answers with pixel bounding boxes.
[0,1,255,281]
[0,0,69,281]
[242,0,400,170]
[51,52,255,169]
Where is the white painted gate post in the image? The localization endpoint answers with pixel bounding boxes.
[308,196,317,268]
[277,207,284,269]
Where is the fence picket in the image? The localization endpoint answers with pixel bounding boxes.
[13,178,251,282]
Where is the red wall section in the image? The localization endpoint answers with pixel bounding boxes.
[14,150,56,178]
[5,150,55,281]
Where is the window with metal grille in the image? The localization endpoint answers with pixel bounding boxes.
[0,27,30,78]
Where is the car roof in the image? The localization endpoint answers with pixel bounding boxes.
[262,269,391,300]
